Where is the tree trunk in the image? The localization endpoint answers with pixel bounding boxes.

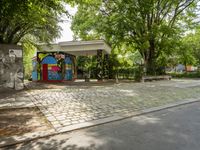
[184,62,187,73]
[115,68,119,84]
[145,39,156,75]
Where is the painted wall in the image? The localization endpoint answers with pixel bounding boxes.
[0,44,24,90]
[34,52,75,81]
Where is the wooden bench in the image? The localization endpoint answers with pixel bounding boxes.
[142,75,172,82]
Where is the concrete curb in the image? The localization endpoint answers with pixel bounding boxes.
[1,98,200,148]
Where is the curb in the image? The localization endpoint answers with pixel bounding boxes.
[0,98,200,148]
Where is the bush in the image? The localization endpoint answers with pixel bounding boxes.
[169,72,200,78]
[134,66,144,81]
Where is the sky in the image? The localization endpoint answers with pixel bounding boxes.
[55,5,77,43]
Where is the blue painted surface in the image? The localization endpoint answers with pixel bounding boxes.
[48,71,62,80]
[65,57,72,64]
[32,61,37,70]
[32,61,38,81]
[41,56,57,64]
[65,57,73,80]
[32,71,37,81]
[65,70,72,80]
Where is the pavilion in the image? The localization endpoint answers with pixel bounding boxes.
[32,40,111,82]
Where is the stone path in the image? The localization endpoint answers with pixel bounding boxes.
[24,79,200,132]
[1,79,200,133]
[28,88,136,131]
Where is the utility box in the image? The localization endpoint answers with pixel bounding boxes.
[0,44,24,90]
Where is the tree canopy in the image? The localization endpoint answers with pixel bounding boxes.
[71,0,199,75]
[0,0,69,44]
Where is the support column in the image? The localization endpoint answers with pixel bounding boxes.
[96,50,103,81]
[103,54,109,79]
[72,56,77,80]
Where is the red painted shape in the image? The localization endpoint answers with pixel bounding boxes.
[51,66,61,72]
[42,64,48,81]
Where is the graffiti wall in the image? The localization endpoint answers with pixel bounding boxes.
[0,44,24,90]
[33,52,75,81]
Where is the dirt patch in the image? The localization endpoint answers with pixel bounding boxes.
[0,107,52,137]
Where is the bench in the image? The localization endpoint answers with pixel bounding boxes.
[142,75,172,82]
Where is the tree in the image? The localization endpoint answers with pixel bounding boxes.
[178,40,197,71]
[77,56,97,79]
[22,36,37,79]
[184,27,200,65]
[176,26,200,71]
[0,0,69,44]
[71,0,199,75]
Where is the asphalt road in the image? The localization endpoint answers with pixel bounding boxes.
[5,102,200,150]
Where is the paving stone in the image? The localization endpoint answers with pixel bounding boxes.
[46,117,57,122]
[78,120,86,123]
[52,124,62,128]
[62,122,71,126]
[71,121,79,124]
[18,79,200,131]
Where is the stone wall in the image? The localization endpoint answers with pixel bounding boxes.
[0,44,24,90]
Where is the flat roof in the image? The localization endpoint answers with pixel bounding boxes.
[39,40,111,56]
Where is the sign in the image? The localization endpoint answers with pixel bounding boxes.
[9,49,22,58]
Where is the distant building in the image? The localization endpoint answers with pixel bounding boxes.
[175,64,185,72]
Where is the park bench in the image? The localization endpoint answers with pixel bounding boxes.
[142,75,172,82]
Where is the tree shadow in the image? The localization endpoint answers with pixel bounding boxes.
[0,87,25,99]
[3,103,200,150]
[0,107,52,139]
[25,80,119,90]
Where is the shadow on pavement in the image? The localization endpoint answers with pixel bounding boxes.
[3,103,200,150]
[0,107,52,148]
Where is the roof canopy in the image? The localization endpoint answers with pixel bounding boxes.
[39,40,111,56]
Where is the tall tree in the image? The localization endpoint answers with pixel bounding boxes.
[177,26,200,70]
[184,27,200,65]
[71,0,199,75]
[0,0,69,44]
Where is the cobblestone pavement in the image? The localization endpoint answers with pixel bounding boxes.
[25,79,200,131]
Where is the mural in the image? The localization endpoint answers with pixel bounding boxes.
[65,57,73,80]
[0,44,24,90]
[32,56,38,81]
[41,56,62,81]
[33,52,75,81]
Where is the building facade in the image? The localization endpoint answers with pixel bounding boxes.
[32,40,111,82]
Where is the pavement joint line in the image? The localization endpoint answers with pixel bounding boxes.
[25,91,58,131]
[0,98,200,148]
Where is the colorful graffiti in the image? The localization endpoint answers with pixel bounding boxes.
[33,52,75,81]
[41,56,61,81]
[32,57,38,81]
[65,57,72,80]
